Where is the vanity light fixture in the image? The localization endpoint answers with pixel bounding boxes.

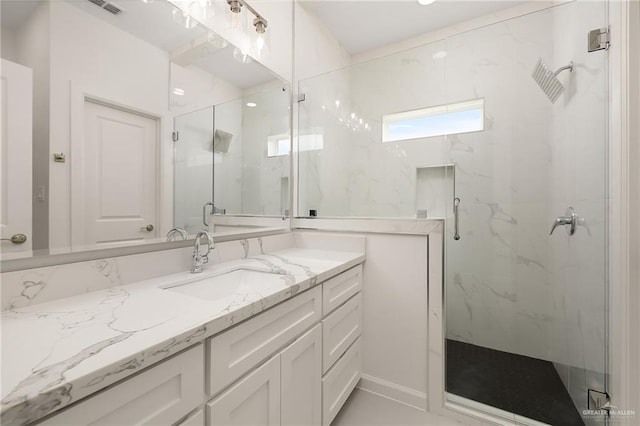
[246,102,257,107]
[417,0,436,5]
[226,0,270,56]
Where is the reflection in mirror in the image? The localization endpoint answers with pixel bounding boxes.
[0,0,290,261]
[173,85,290,235]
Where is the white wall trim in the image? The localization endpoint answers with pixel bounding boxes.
[357,374,427,411]
[608,0,639,422]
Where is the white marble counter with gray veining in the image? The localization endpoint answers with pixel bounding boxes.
[1,248,365,425]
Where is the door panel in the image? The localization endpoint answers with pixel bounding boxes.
[81,101,158,246]
[0,59,32,254]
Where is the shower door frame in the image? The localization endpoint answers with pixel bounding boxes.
[425,1,628,425]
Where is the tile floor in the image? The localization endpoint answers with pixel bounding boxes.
[446,339,583,426]
[331,388,474,426]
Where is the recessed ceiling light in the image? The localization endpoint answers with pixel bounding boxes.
[246,102,257,107]
[172,88,185,96]
[417,0,436,5]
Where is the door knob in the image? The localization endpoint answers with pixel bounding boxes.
[1,234,27,244]
[140,224,154,232]
[549,207,577,235]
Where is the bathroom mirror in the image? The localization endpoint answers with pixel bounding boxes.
[0,0,291,261]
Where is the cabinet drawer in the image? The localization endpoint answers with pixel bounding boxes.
[321,338,362,426]
[208,286,322,396]
[41,345,204,426]
[322,265,363,316]
[322,293,362,373]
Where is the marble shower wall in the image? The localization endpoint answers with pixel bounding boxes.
[297,0,608,416]
[240,84,291,216]
[298,41,450,218]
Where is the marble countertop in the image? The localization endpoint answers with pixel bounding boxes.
[1,248,365,425]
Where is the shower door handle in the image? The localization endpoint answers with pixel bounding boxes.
[549,207,578,235]
[453,197,461,240]
[203,202,214,227]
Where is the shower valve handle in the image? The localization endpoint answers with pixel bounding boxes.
[549,207,577,236]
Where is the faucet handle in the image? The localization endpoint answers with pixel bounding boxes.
[549,207,578,236]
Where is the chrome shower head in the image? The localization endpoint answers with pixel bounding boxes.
[531,58,574,103]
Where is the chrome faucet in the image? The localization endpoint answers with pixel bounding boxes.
[191,230,215,273]
[166,227,188,241]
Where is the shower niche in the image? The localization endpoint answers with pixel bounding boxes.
[415,165,454,219]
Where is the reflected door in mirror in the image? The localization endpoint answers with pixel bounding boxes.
[1,58,33,254]
[77,101,158,247]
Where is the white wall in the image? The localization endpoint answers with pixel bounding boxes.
[294,227,432,410]
[1,27,18,62]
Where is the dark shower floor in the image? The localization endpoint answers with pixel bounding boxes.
[446,339,584,426]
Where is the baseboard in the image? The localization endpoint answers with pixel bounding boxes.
[357,374,427,411]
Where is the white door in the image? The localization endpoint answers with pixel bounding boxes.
[80,100,158,247]
[0,59,33,254]
[207,355,281,426]
[281,324,322,426]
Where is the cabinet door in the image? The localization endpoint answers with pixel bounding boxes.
[41,345,204,426]
[281,325,322,426]
[207,356,280,426]
[177,409,204,426]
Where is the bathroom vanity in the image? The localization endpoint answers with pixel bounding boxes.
[0,238,365,426]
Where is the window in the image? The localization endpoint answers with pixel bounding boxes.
[267,131,324,157]
[267,136,291,157]
[382,98,484,143]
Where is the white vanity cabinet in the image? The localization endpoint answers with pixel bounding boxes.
[206,264,363,426]
[39,344,205,426]
[35,264,363,426]
[207,325,322,426]
[320,265,363,426]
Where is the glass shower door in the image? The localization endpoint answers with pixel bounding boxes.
[174,106,215,234]
[444,2,609,425]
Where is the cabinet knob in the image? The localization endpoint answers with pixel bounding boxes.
[140,224,154,232]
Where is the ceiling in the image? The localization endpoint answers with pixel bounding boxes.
[300,0,528,55]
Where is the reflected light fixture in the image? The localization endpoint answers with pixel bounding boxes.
[417,0,436,5]
[172,88,185,96]
[233,47,253,64]
[246,102,257,107]
[226,0,270,58]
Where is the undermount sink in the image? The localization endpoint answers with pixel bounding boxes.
[161,267,285,301]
